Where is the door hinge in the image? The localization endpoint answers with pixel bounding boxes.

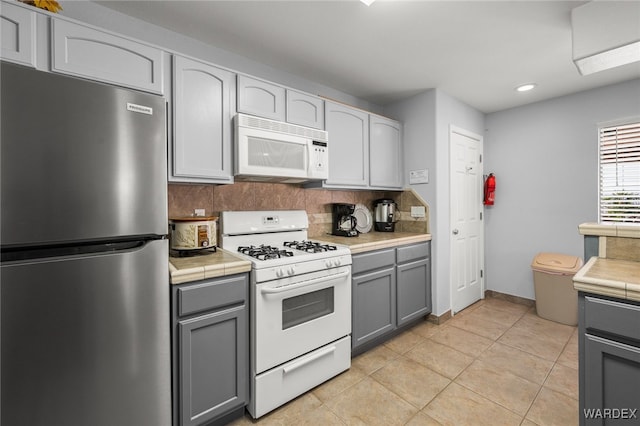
[480,269,484,278]
[480,211,483,220]
[479,154,482,163]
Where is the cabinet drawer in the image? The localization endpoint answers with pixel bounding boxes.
[397,242,430,264]
[178,274,247,317]
[352,248,395,275]
[584,295,640,342]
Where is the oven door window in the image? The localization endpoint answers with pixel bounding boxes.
[282,287,334,330]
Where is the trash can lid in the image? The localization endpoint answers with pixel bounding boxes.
[531,252,583,274]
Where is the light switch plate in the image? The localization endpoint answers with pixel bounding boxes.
[411,206,426,218]
[194,208,206,217]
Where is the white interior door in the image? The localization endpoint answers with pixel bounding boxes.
[450,126,484,314]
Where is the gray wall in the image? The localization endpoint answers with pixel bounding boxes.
[386,89,485,316]
[484,79,640,300]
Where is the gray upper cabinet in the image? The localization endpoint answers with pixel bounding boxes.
[0,1,36,67]
[286,90,324,130]
[324,101,369,188]
[172,55,235,184]
[370,115,402,189]
[237,74,285,121]
[51,19,164,94]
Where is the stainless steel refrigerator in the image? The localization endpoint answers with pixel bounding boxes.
[1,62,171,426]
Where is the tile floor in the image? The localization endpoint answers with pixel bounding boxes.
[230,297,579,426]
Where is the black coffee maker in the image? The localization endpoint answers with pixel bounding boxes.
[331,203,358,237]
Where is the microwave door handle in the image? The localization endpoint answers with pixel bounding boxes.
[260,270,350,295]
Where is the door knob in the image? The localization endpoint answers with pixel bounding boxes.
[452,229,459,235]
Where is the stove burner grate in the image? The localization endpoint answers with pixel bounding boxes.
[284,240,338,253]
[238,245,294,261]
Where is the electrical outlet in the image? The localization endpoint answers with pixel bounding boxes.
[410,206,426,218]
[194,208,205,217]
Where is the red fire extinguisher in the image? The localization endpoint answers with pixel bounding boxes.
[484,173,496,206]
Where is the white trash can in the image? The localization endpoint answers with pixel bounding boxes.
[531,252,583,326]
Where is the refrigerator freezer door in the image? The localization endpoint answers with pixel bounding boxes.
[1,62,168,246]
[1,239,171,426]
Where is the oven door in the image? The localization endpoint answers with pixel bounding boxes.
[253,266,351,373]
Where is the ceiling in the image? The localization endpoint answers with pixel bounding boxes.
[95,0,640,113]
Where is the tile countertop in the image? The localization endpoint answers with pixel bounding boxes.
[573,256,640,302]
[169,248,252,285]
[315,232,432,254]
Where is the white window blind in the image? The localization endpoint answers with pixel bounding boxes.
[599,121,640,223]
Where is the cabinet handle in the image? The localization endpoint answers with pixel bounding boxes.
[283,345,336,374]
[260,270,349,295]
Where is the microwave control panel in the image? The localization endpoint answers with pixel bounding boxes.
[311,141,328,179]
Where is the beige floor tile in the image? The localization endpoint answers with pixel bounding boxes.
[478,342,554,385]
[429,325,494,356]
[448,314,512,340]
[452,299,486,317]
[312,365,367,403]
[544,363,578,399]
[252,392,323,425]
[296,405,347,426]
[324,377,418,425]
[482,298,531,316]
[410,320,441,339]
[405,411,443,426]
[525,387,578,426]
[498,326,567,362]
[464,305,527,328]
[383,329,426,354]
[423,382,522,426]
[455,360,540,415]
[520,420,538,426]
[556,329,579,370]
[405,340,474,380]
[515,312,576,343]
[372,355,451,409]
[351,344,399,375]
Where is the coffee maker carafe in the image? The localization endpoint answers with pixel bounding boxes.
[373,198,398,232]
[331,203,358,237]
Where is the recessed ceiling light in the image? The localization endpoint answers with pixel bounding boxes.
[515,83,537,92]
[360,0,376,5]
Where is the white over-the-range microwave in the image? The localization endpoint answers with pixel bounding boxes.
[234,113,329,183]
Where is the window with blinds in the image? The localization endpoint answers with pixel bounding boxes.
[599,121,640,223]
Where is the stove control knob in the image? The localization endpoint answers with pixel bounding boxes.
[334,258,342,266]
[325,260,333,268]
[276,268,285,278]
[288,266,296,275]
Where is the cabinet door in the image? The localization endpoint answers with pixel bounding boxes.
[237,74,285,121]
[286,90,324,129]
[173,55,234,183]
[370,115,402,189]
[583,333,640,425]
[325,101,369,187]
[51,19,163,94]
[179,304,247,426]
[352,266,396,350]
[1,1,36,67]
[397,258,431,326]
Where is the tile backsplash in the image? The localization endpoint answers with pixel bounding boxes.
[168,183,429,237]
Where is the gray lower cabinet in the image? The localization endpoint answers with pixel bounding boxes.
[352,241,432,354]
[579,293,640,425]
[172,274,249,426]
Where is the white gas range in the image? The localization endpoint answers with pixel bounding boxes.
[220,210,352,419]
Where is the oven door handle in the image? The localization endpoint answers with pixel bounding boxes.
[260,270,350,295]
[283,345,337,374]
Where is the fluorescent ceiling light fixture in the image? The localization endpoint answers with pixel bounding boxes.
[360,0,375,6]
[574,42,640,76]
[572,1,640,75]
[515,83,537,92]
